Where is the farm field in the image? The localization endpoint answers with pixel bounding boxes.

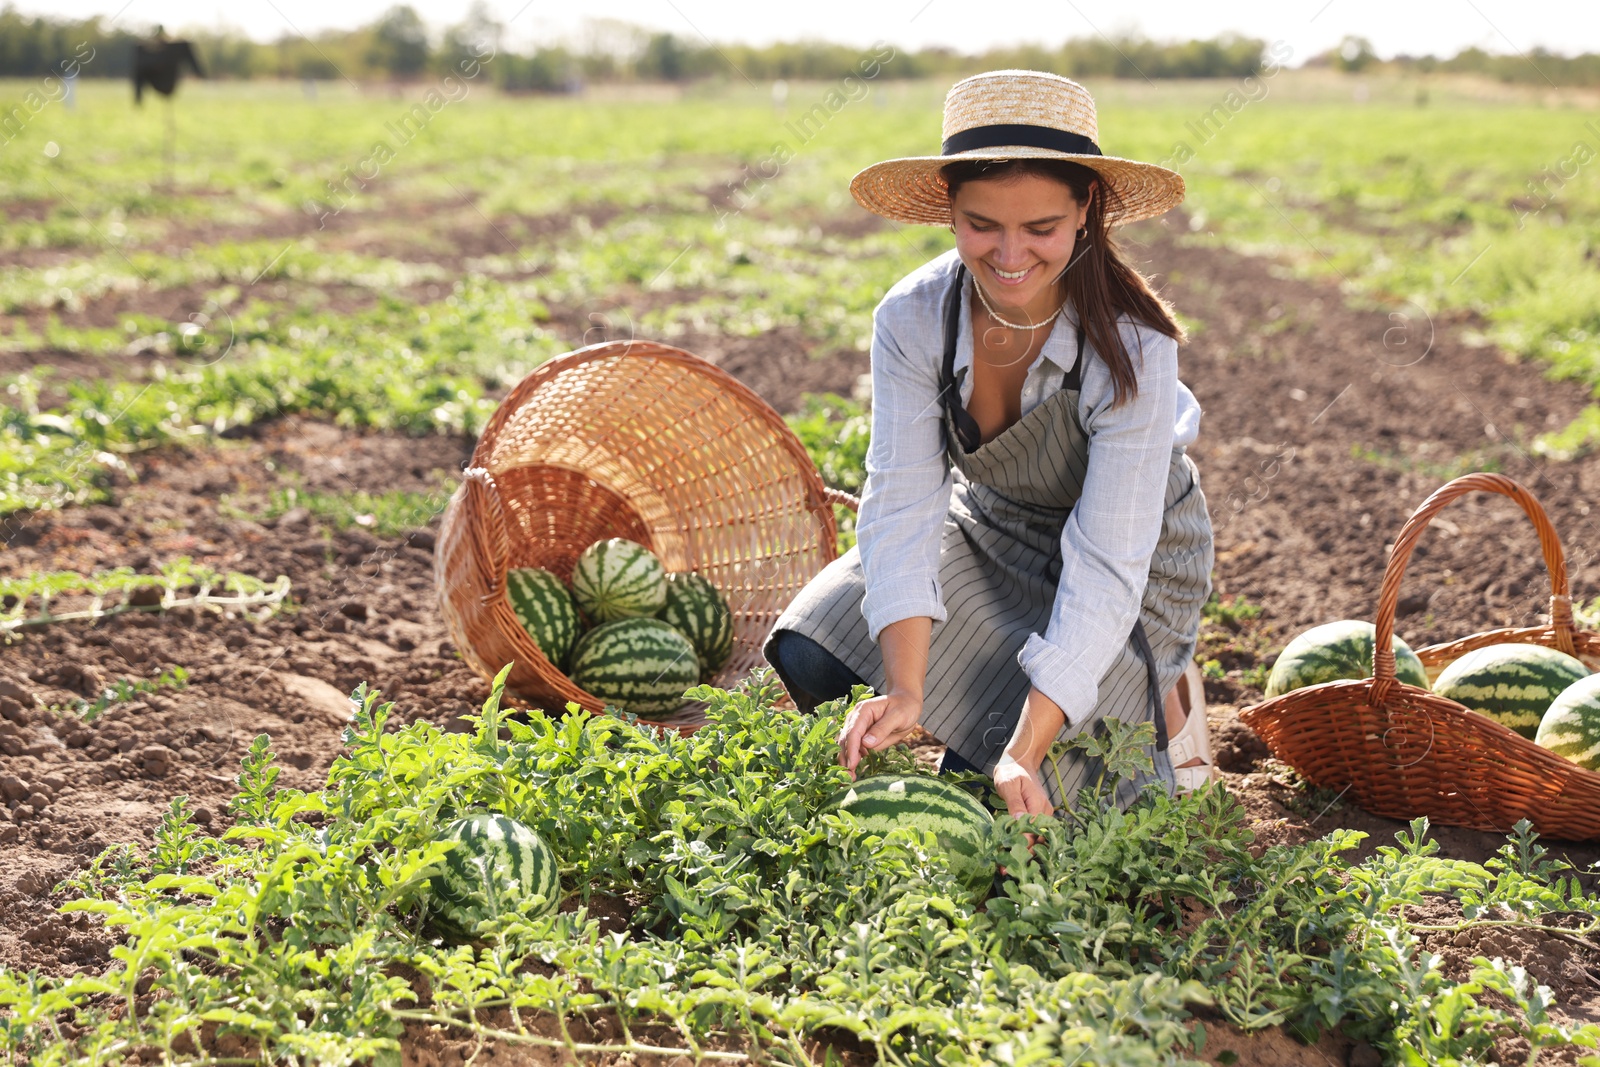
[4,71,1600,1064]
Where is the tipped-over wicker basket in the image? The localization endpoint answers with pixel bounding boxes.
[1240,472,1600,841]
[434,340,858,733]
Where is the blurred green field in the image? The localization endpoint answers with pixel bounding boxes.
[3,71,1599,512]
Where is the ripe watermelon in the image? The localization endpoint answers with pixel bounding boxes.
[570,617,700,714]
[827,775,996,901]
[1434,643,1590,740]
[505,567,581,669]
[659,572,734,679]
[430,813,560,932]
[1264,620,1430,698]
[571,538,668,623]
[1535,674,1600,771]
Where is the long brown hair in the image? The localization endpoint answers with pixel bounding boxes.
[941,157,1185,408]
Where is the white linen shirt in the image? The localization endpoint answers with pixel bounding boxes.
[855,248,1203,729]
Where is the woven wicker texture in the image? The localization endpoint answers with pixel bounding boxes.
[434,340,858,734]
[849,69,1185,227]
[1240,473,1600,841]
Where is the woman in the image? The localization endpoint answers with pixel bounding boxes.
[763,70,1215,819]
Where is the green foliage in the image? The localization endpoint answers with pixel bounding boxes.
[14,80,1598,516]
[1202,593,1263,627]
[0,557,290,639]
[1048,717,1162,810]
[1350,443,1505,480]
[7,74,1600,457]
[220,479,454,539]
[1161,98,1600,454]
[48,665,189,723]
[786,393,870,497]
[6,669,1600,1064]
[787,392,870,553]
[0,241,449,315]
[1239,663,1272,691]
[0,279,559,514]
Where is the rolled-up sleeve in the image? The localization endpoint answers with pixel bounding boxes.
[1016,321,1180,729]
[856,306,954,643]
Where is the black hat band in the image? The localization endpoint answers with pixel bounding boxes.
[941,123,1102,157]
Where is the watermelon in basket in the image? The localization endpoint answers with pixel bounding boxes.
[660,571,735,679]
[1264,619,1431,697]
[1536,675,1600,772]
[433,340,858,734]
[1430,642,1589,740]
[569,617,701,716]
[571,538,669,624]
[1240,473,1600,842]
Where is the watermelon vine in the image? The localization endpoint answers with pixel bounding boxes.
[3,667,1599,1064]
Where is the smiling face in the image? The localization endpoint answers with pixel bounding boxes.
[949,171,1095,322]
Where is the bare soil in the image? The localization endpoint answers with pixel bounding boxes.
[5,212,1600,1062]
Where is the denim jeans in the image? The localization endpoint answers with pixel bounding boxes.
[767,629,981,778]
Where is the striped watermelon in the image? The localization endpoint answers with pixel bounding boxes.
[659,572,734,679]
[505,567,581,669]
[429,813,560,933]
[1535,674,1600,771]
[1264,620,1430,698]
[827,775,996,901]
[571,538,668,623]
[1434,643,1590,740]
[570,617,700,714]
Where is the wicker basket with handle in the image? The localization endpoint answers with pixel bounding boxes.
[1239,472,1600,840]
[433,339,859,734]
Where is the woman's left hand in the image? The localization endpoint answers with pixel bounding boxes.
[992,750,1052,849]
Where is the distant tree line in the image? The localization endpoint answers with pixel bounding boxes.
[2,3,1599,90]
[1318,34,1600,87]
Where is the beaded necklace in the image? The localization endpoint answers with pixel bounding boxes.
[972,274,1068,331]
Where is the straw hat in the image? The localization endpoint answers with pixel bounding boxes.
[850,69,1184,227]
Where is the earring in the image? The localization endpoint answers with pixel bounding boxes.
[1075,224,1089,240]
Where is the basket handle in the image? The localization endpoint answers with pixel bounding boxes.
[1372,472,1574,705]
[823,487,860,513]
[461,467,512,592]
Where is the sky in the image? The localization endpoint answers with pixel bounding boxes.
[19,0,1600,62]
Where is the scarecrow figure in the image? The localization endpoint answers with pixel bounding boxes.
[133,26,204,104]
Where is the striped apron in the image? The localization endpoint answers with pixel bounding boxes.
[767,263,1214,813]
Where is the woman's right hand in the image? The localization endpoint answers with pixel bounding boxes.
[837,691,923,778]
